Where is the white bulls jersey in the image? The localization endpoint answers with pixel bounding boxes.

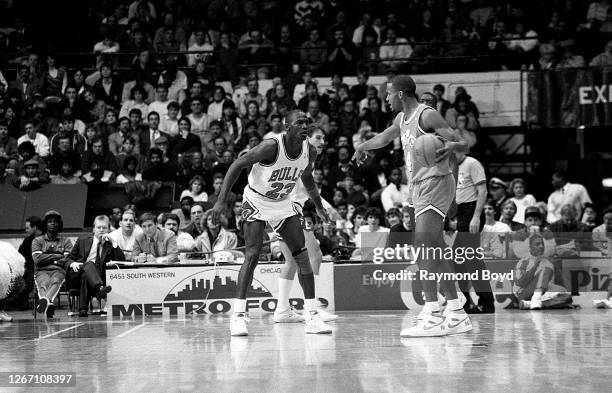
[247,134,310,201]
[399,104,451,184]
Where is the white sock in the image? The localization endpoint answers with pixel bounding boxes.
[234,299,247,313]
[304,298,317,315]
[423,301,441,314]
[447,298,463,312]
[276,278,293,313]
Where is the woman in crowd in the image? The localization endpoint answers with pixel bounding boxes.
[445,93,480,130]
[508,178,537,224]
[116,156,142,184]
[481,199,512,258]
[180,175,208,202]
[42,53,68,101]
[120,85,149,119]
[207,86,226,120]
[71,69,87,95]
[195,210,239,261]
[220,100,243,147]
[81,88,106,125]
[500,200,526,231]
[241,101,267,136]
[171,117,201,156]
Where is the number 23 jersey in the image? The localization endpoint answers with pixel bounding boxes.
[246,133,310,201]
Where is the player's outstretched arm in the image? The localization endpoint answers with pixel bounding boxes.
[212,139,277,214]
[302,145,330,223]
[421,109,468,162]
[351,113,401,166]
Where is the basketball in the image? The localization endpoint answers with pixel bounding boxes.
[413,133,445,167]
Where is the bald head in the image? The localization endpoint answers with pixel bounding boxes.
[392,75,416,96]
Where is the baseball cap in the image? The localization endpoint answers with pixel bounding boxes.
[43,210,62,220]
[489,177,508,189]
[155,136,169,145]
[23,159,39,167]
[524,206,542,219]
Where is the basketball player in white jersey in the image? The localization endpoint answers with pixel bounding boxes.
[212,110,332,336]
[353,75,472,337]
[274,125,338,323]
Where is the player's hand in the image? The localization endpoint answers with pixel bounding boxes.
[70,262,82,272]
[469,216,480,233]
[351,147,368,166]
[316,205,331,224]
[434,145,451,163]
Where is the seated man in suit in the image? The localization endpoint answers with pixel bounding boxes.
[67,215,124,317]
[133,212,178,263]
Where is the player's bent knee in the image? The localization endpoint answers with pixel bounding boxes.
[292,248,313,275]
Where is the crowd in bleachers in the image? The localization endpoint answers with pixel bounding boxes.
[3,1,612,317]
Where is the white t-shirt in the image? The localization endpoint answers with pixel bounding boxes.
[547,183,592,223]
[510,194,536,224]
[187,43,214,66]
[481,221,511,258]
[180,189,209,203]
[380,183,411,212]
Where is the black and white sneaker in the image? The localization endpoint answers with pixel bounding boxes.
[36,297,48,314]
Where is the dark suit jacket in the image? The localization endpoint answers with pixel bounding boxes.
[139,129,171,154]
[67,236,126,274]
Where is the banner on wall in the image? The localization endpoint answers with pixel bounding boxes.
[334,259,610,311]
[527,66,612,128]
[106,263,335,317]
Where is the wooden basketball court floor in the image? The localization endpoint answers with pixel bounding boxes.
[0,309,610,392]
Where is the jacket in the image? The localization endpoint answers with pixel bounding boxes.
[133,228,178,263]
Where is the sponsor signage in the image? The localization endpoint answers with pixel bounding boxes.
[106,263,334,317]
[334,259,610,311]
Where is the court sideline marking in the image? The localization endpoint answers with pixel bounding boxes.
[118,322,146,338]
[35,322,86,340]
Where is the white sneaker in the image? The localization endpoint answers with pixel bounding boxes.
[317,309,338,322]
[304,312,332,334]
[274,307,305,323]
[593,299,611,309]
[442,292,468,317]
[230,313,249,336]
[401,313,446,337]
[443,311,472,335]
[530,297,542,310]
[0,311,13,322]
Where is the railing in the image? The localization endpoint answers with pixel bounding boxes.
[1,36,543,80]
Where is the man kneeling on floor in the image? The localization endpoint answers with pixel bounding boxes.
[67,215,124,317]
[31,210,73,318]
[513,234,571,310]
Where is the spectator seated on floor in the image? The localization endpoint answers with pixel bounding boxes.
[132,212,178,263]
[66,215,123,317]
[31,211,73,318]
[513,234,571,310]
[161,213,195,253]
